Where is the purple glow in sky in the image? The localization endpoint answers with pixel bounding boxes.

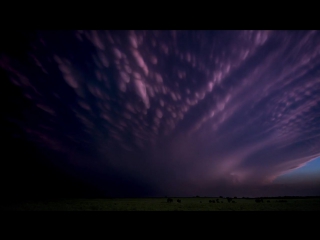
[1,30,320,198]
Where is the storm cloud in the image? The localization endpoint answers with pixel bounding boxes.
[1,30,320,197]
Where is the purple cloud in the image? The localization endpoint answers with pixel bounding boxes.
[2,30,320,197]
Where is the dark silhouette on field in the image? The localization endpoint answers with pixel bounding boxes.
[167,198,173,203]
[177,199,181,203]
[227,197,232,203]
[255,198,264,203]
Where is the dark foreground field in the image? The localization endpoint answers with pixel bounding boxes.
[2,197,320,211]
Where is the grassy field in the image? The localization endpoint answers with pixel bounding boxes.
[1,197,320,211]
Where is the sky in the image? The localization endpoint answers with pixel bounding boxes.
[1,30,320,199]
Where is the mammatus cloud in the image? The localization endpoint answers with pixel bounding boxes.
[1,30,320,197]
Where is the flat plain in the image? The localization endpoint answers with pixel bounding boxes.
[1,197,320,211]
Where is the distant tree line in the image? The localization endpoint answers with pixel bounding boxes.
[166,195,311,204]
